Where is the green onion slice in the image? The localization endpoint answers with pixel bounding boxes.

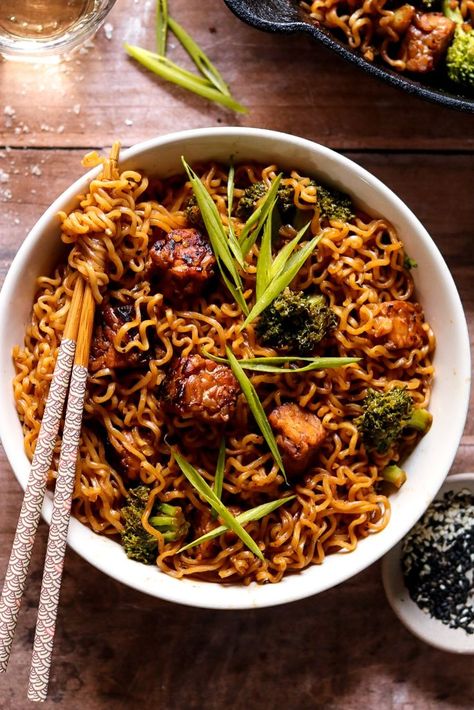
[178,495,296,553]
[156,0,168,56]
[225,161,245,268]
[130,45,211,85]
[227,161,235,219]
[202,350,360,373]
[124,44,247,114]
[239,175,282,257]
[211,438,226,518]
[226,346,287,483]
[173,449,264,560]
[243,233,323,326]
[226,160,242,264]
[269,222,310,281]
[182,157,248,312]
[167,16,231,96]
[256,206,273,300]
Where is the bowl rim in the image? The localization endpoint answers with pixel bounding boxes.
[223,0,474,113]
[382,473,474,654]
[0,126,471,609]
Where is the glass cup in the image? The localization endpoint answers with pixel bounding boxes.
[0,0,117,62]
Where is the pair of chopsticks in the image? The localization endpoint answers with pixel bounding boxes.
[0,277,96,701]
[0,141,120,701]
[0,142,120,702]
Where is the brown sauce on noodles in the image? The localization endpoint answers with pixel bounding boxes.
[12,151,435,585]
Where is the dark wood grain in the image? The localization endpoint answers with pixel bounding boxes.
[0,0,473,151]
[1,441,474,710]
[0,0,473,707]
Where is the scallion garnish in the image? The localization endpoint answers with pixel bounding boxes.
[211,438,226,518]
[167,16,230,96]
[156,0,168,56]
[239,175,282,257]
[256,205,273,300]
[172,449,264,560]
[124,45,246,113]
[226,346,287,483]
[226,160,242,262]
[243,231,323,326]
[227,162,235,220]
[225,161,246,268]
[182,157,248,313]
[126,2,245,113]
[178,495,296,553]
[239,357,358,373]
[269,222,310,281]
[202,350,360,373]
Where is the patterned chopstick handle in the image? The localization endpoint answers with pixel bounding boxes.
[0,338,76,673]
[28,364,88,703]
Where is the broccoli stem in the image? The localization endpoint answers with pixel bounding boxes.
[149,503,189,541]
[382,464,407,489]
[149,515,179,528]
[120,487,189,563]
[406,408,433,433]
[160,503,182,515]
[162,529,184,542]
[149,504,183,529]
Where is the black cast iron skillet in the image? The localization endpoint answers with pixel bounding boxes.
[224,0,474,113]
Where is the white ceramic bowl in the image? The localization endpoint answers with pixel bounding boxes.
[0,128,470,609]
[382,473,474,653]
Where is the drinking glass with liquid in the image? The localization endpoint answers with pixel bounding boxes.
[0,0,117,61]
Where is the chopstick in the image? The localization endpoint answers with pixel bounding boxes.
[0,141,119,700]
[27,283,96,702]
[0,276,85,673]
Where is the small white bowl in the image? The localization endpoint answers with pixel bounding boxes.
[382,473,474,654]
[0,128,471,609]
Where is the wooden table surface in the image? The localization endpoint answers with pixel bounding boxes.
[0,1,473,708]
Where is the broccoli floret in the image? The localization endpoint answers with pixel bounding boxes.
[236,178,354,228]
[120,486,189,564]
[236,181,268,220]
[256,288,338,355]
[315,183,355,222]
[446,27,474,87]
[184,194,205,229]
[355,388,432,454]
[277,184,296,215]
[444,0,474,88]
[236,180,297,221]
[404,255,418,270]
[287,180,353,223]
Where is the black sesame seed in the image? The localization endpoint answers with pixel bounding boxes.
[401,490,474,634]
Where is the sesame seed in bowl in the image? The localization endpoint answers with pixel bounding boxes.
[382,473,474,653]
